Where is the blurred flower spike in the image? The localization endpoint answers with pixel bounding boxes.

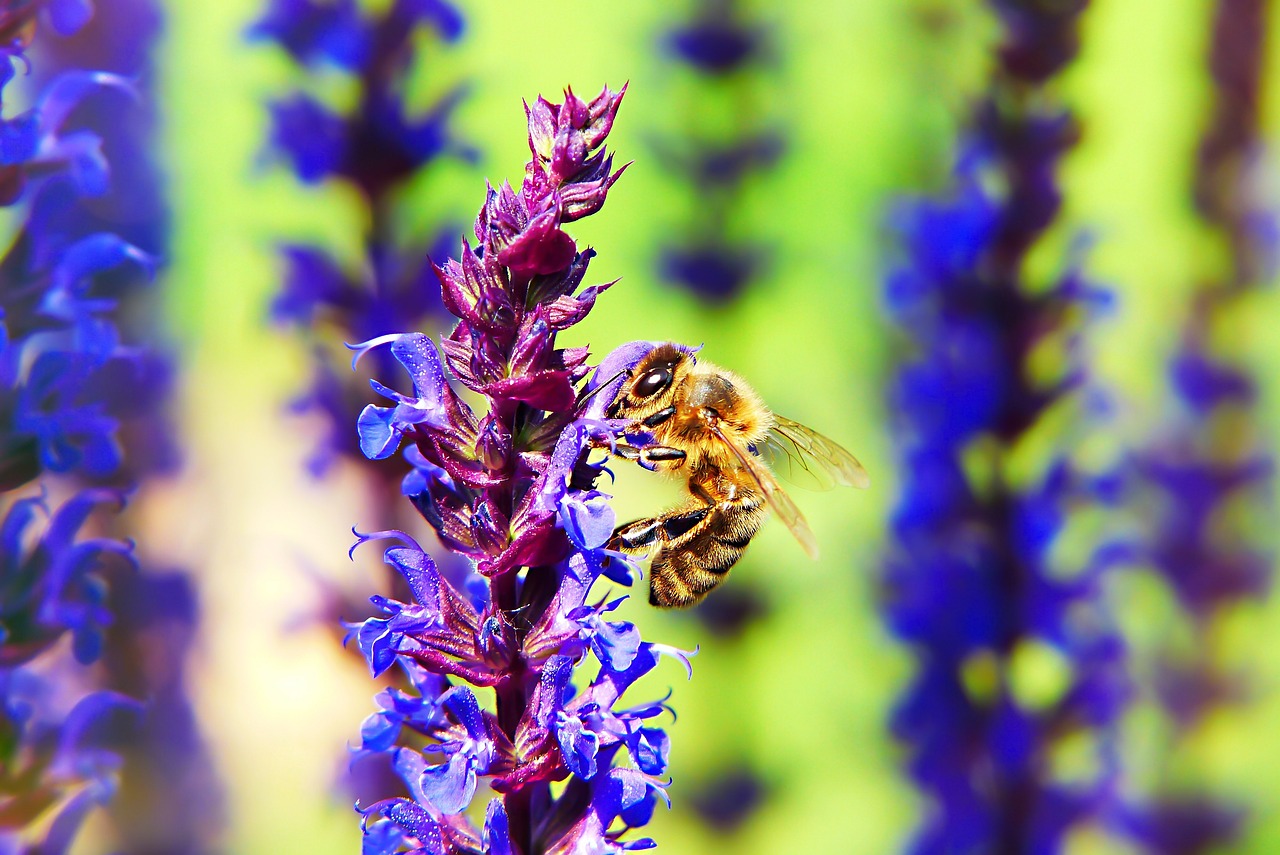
[0,7,175,851]
[881,0,1132,850]
[654,0,783,304]
[0,418,146,848]
[346,85,692,854]
[251,0,476,478]
[1118,0,1276,846]
[0,491,143,849]
[0,58,157,491]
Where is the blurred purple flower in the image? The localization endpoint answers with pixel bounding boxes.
[880,2,1132,851]
[1,7,218,851]
[662,0,763,75]
[0,672,142,854]
[99,571,225,853]
[1120,0,1275,849]
[252,0,475,482]
[0,489,142,850]
[345,86,691,854]
[652,0,782,304]
[688,764,766,833]
[0,489,131,668]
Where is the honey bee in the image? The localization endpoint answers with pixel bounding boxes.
[603,342,870,608]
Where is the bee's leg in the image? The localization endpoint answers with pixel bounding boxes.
[639,446,685,470]
[614,443,687,472]
[610,506,709,554]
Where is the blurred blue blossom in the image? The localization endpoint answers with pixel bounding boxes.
[0,6,209,850]
[688,764,765,833]
[33,5,224,850]
[0,489,130,668]
[0,488,142,851]
[99,568,225,854]
[1119,0,1274,848]
[653,0,783,304]
[881,2,1131,851]
[251,0,476,479]
[345,85,690,854]
[0,29,160,490]
[0,671,141,854]
[663,0,762,76]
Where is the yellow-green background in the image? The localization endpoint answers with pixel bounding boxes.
[96,0,1280,851]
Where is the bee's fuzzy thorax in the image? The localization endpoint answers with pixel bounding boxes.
[691,361,773,444]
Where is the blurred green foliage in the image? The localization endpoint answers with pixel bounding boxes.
[145,0,1280,852]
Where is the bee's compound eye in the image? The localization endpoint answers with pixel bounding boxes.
[633,366,673,399]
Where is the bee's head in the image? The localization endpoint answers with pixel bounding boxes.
[607,342,691,420]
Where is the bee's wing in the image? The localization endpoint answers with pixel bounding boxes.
[756,415,871,491]
[710,423,820,560]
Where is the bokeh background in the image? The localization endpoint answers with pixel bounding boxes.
[15,0,1280,851]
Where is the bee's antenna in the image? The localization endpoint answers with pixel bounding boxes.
[575,368,628,408]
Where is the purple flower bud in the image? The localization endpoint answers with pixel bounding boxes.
[474,417,510,473]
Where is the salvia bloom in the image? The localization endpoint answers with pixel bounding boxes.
[1119,0,1274,849]
[345,85,692,855]
[250,0,476,479]
[881,0,1131,851]
[653,0,783,303]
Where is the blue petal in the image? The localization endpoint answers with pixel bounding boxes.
[585,611,641,672]
[556,715,599,780]
[360,798,441,854]
[618,787,658,830]
[418,750,477,815]
[561,490,615,550]
[43,0,95,35]
[353,334,452,459]
[359,705,402,752]
[401,445,453,496]
[39,787,105,855]
[383,546,443,615]
[0,111,39,166]
[39,72,135,137]
[631,727,670,776]
[361,815,411,855]
[391,333,449,408]
[267,95,347,183]
[442,686,486,741]
[357,404,402,460]
[56,690,142,777]
[354,617,400,677]
[582,341,677,421]
[484,798,514,855]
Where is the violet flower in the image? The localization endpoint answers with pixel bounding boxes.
[881,1,1131,851]
[1119,0,1273,849]
[0,50,157,492]
[0,337,138,850]
[250,0,475,480]
[0,7,194,850]
[346,85,691,854]
[31,6,224,850]
[653,0,783,303]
